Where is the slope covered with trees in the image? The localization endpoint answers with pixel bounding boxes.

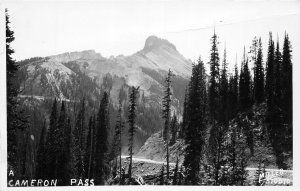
[6,8,293,186]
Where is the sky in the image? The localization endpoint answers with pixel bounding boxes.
[4,0,300,71]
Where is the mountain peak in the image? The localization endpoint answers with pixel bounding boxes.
[143,36,177,52]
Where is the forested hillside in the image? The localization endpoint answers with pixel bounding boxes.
[6,8,293,186]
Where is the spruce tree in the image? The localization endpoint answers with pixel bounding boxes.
[6,9,28,178]
[208,125,226,185]
[110,102,123,162]
[6,9,18,96]
[127,87,139,182]
[239,47,251,111]
[228,74,234,118]
[254,38,265,104]
[265,33,287,168]
[180,89,188,139]
[250,74,255,106]
[162,69,173,179]
[281,33,293,152]
[225,124,249,186]
[211,47,230,185]
[265,33,276,145]
[84,116,93,179]
[274,39,282,107]
[208,29,220,122]
[249,37,258,64]
[207,32,223,185]
[72,117,84,179]
[228,63,239,119]
[183,58,207,185]
[170,114,178,145]
[90,115,96,179]
[73,99,86,179]
[109,101,124,183]
[77,98,86,154]
[35,119,47,179]
[273,39,284,161]
[94,92,110,185]
[219,47,229,127]
[227,127,237,185]
[56,101,68,184]
[265,33,275,107]
[6,8,18,172]
[62,118,72,185]
[117,105,124,184]
[233,63,239,112]
[45,99,58,179]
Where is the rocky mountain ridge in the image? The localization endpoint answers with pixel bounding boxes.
[18,36,193,114]
[16,35,192,152]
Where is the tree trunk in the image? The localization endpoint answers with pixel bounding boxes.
[119,127,122,185]
[166,130,169,180]
[88,127,93,179]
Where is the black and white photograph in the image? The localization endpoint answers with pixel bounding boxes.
[1,0,299,188]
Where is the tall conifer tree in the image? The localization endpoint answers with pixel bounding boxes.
[94,92,110,185]
[220,47,229,126]
[84,116,93,179]
[73,99,86,179]
[180,89,188,139]
[228,63,239,119]
[233,63,239,110]
[127,87,139,182]
[274,39,282,107]
[45,99,58,179]
[207,31,222,184]
[254,38,265,104]
[109,101,124,182]
[62,118,72,185]
[265,33,286,168]
[35,119,47,179]
[183,58,207,185]
[56,101,68,184]
[162,69,173,179]
[7,8,18,173]
[239,47,251,111]
[282,33,293,152]
[6,9,29,178]
[265,33,275,106]
[89,115,96,179]
[170,114,178,145]
[208,29,220,122]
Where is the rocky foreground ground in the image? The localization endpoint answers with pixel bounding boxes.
[116,156,292,186]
